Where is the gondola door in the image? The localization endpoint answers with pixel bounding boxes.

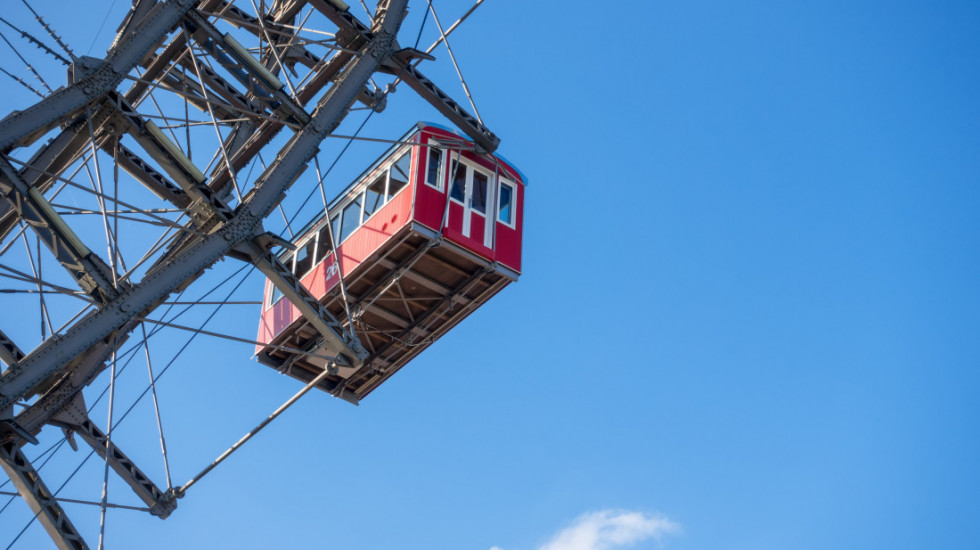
[449,155,494,249]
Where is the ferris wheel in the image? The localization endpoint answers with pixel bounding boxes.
[0,1,519,548]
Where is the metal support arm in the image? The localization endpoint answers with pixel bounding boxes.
[0,157,120,302]
[0,0,409,415]
[0,443,88,550]
[0,0,198,151]
[57,418,176,518]
[232,239,366,368]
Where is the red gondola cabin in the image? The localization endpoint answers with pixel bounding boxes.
[255,123,525,403]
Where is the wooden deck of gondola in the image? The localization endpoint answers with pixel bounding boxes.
[256,222,516,402]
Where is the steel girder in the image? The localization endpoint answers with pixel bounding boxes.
[0,156,121,303]
[1,0,367,426]
[232,240,367,366]
[0,0,408,421]
[0,0,199,151]
[0,443,87,550]
[0,2,502,547]
[58,417,175,518]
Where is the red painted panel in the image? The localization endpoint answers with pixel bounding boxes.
[256,179,414,344]
[412,135,449,232]
[257,124,525,351]
[494,179,524,272]
[446,201,464,232]
[470,212,486,245]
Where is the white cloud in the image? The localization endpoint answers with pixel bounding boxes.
[536,510,679,550]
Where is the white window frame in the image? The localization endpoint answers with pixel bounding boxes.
[294,236,317,278]
[268,252,292,307]
[448,155,495,239]
[384,147,412,203]
[448,155,467,207]
[496,177,517,228]
[424,141,445,191]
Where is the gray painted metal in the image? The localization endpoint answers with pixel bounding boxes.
[0,0,198,151]
[233,239,367,366]
[0,443,88,550]
[0,2,501,547]
[57,417,176,518]
[0,156,120,302]
[390,62,499,153]
[0,0,406,416]
[0,328,26,366]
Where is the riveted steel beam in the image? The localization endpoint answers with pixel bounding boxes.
[0,0,198,151]
[56,417,176,518]
[388,61,498,153]
[8,335,125,438]
[0,0,408,415]
[310,0,499,152]
[169,50,267,120]
[101,91,235,228]
[114,143,191,208]
[205,10,367,196]
[0,328,26,367]
[0,443,88,550]
[232,239,366,366]
[183,10,311,125]
[0,157,120,303]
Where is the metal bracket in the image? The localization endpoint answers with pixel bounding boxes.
[232,238,366,366]
[51,416,176,519]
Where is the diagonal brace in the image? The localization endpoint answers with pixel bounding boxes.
[0,156,119,303]
[231,239,366,368]
[0,443,88,550]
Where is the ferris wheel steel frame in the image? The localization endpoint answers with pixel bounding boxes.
[0,0,499,547]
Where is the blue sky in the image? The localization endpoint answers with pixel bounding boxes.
[0,1,978,549]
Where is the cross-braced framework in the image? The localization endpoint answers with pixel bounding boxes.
[0,1,497,547]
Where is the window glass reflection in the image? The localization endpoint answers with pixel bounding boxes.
[450,160,465,203]
[471,171,487,214]
[498,182,513,225]
[363,174,385,220]
[388,152,411,199]
[315,224,333,263]
[340,194,362,242]
[294,240,314,275]
[426,147,443,189]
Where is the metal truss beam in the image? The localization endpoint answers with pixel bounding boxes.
[0,104,118,244]
[205,9,367,195]
[267,0,307,23]
[169,48,268,119]
[388,61,498,153]
[11,338,117,434]
[308,0,499,151]
[0,328,27,366]
[101,91,236,228]
[115,143,191,209]
[9,382,175,517]
[57,417,175,518]
[211,0,389,112]
[0,0,408,415]
[183,10,311,125]
[0,0,198,151]
[232,239,366,367]
[0,443,88,550]
[0,157,120,302]
[152,69,244,122]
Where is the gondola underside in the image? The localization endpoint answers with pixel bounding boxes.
[255,222,517,404]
